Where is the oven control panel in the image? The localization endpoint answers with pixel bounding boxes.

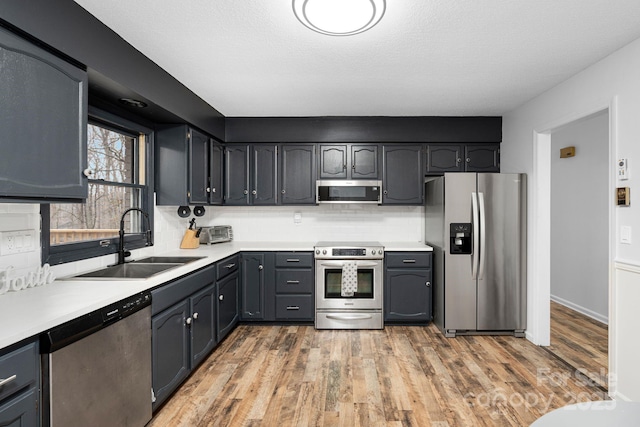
[314,242,384,259]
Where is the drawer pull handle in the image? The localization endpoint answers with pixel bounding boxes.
[402,259,416,263]
[286,259,300,262]
[0,375,17,388]
[286,306,300,310]
[225,263,236,269]
[286,280,300,284]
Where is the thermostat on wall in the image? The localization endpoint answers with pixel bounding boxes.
[618,158,629,181]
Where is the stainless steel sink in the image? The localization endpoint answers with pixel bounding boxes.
[131,256,205,264]
[71,263,182,280]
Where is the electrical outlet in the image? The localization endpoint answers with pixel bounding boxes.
[0,230,35,255]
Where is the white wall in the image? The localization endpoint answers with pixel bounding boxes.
[550,112,609,323]
[503,35,640,400]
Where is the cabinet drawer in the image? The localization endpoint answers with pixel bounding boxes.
[152,265,214,315]
[216,254,239,280]
[275,252,313,268]
[385,252,432,269]
[275,270,314,294]
[0,341,38,403]
[275,295,313,320]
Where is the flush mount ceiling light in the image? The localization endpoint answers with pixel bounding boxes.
[293,0,386,36]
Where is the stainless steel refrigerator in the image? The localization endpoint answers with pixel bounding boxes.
[425,173,527,337]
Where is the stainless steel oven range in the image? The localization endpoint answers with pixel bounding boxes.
[314,241,384,329]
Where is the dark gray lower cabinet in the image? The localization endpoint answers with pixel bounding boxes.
[0,340,39,426]
[151,265,218,410]
[384,252,433,323]
[274,252,314,320]
[217,271,239,341]
[240,252,275,321]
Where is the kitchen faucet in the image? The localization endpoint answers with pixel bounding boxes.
[117,208,152,265]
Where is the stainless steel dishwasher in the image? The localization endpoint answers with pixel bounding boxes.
[40,291,152,427]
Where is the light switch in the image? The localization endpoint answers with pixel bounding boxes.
[621,226,632,244]
[293,212,302,224]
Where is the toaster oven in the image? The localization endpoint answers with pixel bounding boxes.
[199,225,233,244]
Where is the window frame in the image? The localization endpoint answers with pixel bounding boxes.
[41,106,155,265]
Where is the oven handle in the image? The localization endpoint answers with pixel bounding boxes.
[325,313,373,321]
[318,261,380,268]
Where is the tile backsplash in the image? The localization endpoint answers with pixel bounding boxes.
[1,202,424,278]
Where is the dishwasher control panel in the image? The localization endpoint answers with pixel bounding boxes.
[102,291,151,323]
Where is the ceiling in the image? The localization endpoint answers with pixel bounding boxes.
[73,0,640,117]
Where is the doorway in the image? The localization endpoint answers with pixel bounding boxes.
[546,110,610,389]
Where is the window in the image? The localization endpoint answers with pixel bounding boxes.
[42,108,154,265]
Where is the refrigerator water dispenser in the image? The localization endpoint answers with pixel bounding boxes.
[450,223,472,254]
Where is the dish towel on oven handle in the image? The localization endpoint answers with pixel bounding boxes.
[341,261,358,297]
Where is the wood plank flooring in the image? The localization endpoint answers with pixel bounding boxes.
[149,324,609,426]
[547,301,608,389]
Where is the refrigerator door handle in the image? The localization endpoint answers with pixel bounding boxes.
[478,192,487,280]
[471,192,480,279]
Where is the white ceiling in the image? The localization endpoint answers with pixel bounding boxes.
[74,0,640,117]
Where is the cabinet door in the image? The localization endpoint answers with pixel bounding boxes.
[209,142,224,205]
[319,145,348,179]
[190,284,217,368]
[241,253,265,320]
[189,128,209,205]
[385,269,432,322]
[0,26,88,201]
[251,145,278,205]
[217,272,239,342]
[0,388,38,427]
[427,145,464,173]
[152,301,190,409]
[351,144,379,179]
[465,144,500,172]
[224,145,249,205]
[279,145,316,204]
[382,145,423,205]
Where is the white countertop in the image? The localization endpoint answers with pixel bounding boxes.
[0,241,432,349]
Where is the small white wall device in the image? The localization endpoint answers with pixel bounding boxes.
[618,158,629,181]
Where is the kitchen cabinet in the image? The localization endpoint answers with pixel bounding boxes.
[151,265,217,409]
[216,254,240,341]
[274,252,314,320]
[209,143,224,205]
[318,144,379,179]
[279,144,316,205]
[382,145,424,205]
[425,144,500,174]
[240,252,275,321]
[0,26,88,202]
[384,252,433,323]
[224,145,278,205]
[155,125,223,205]
[0,339,39,426]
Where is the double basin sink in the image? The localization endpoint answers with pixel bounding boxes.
[70,256,206,280]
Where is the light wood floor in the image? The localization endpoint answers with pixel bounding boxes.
[547,301,608,390]
[149,323,608,427]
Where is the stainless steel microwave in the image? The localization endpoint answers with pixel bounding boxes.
[316,180,382,204]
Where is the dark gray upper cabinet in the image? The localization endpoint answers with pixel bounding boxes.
[0,26,88,202]
[155,125,221,206]
[465,144,500,172]
[225,145,277,205]
[209,143,224,205]
[426,144,500,174]
[318,144,379,179]
[382,145,424,205]
[279,144,316,205]
[426,145,464,173]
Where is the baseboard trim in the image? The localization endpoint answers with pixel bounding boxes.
[550,294,608,325]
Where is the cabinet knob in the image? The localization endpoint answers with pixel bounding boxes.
[212,187,217,193]
[457,158,462,164]
[252,190,257,195]
[185,317,192,325]
[206,187,211,193]
[343,164,347,170]
[466,158,471,163]
[219,295,224,301]
[383,190,388,195]
[258,265,263,270]
[426,282,431,287]
[83,168,94,178]
[281,189,286,194]
[244,189,248,195]
[193,312,199,320]
[352,164,355,169]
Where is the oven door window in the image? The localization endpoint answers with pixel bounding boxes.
[324,268,374,298]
